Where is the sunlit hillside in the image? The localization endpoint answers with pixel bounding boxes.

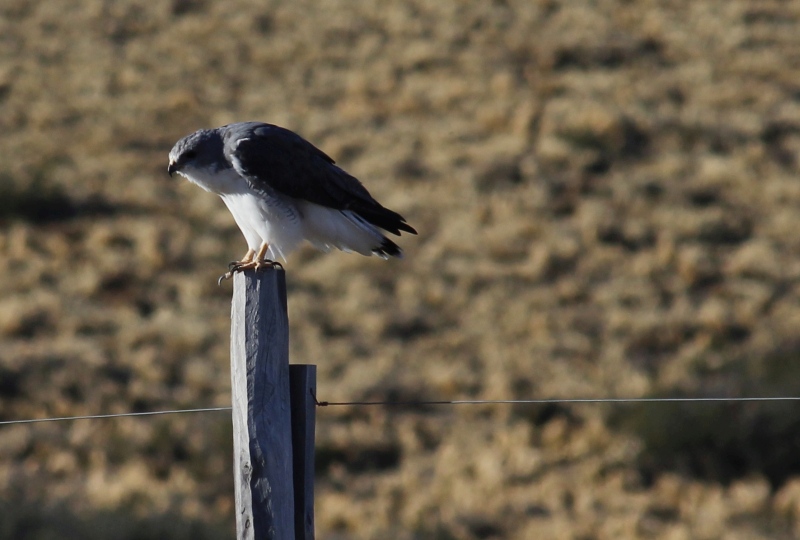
[2,1,800,538]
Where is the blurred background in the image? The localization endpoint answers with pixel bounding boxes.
[2,0,800,538]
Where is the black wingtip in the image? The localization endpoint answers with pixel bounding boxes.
[373,237,403,259]
[354,205,418,237]
[398,221,418,235]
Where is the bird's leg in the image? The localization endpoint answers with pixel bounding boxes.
[253,242,283,270]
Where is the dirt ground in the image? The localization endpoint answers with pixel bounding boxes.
[2,0,800,538]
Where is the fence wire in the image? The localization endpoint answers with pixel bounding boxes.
[2,395,800,426]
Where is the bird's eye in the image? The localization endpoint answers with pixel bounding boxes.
[183,150,197,160]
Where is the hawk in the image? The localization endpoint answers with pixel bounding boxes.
[168,122,417,283]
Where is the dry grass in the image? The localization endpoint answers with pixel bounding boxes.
[2,0,800,538]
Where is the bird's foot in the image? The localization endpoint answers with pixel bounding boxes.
[218,259,283,286]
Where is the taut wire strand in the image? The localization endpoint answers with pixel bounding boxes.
[0,407,232,426]
[313,396,800,406]
[2,396,800,427]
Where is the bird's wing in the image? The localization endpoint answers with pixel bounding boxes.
[223,123,416,236]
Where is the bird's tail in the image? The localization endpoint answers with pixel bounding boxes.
[301,203,407,258]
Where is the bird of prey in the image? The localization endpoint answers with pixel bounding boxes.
[168,122,417,283]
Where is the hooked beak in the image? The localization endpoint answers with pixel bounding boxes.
[167,162,178,177]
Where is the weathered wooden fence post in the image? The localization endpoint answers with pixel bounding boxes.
[290,364,316,540]
[230,269,295,539]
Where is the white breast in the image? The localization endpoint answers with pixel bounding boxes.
[180,166,304,260]
[220,191,304,260]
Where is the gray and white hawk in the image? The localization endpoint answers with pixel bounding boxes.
[168,122,417,282]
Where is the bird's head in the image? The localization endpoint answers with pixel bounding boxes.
[167,129,225,177]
